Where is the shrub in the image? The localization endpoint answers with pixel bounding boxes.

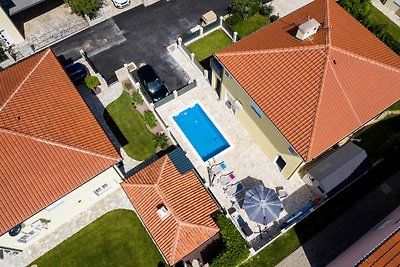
[85,75,100,90]
[231,0,261,20]
[64,0,101,18]
[269,14,280,22]
[124,82,132,90]
[153,133,169,149]
[226,13,243,26]
[143,110,157,128]
[339,0,370,21]
[131,92,144,105]
[259,5,273,17]
[211,213,249,267]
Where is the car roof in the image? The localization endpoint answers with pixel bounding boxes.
[137,65,158,81]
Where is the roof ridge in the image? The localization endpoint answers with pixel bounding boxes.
[0,126,120,162]
[324,0,332,45]
[169,222,181,264]
[156,156,168,184]
[217,45,326,57]
[0,49,50,112]
[305,44,332,161]
[331,46,400,73]
[180,221,219,232]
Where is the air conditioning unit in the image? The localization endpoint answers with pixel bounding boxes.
[232,100,242,111]
[225,100,232,109]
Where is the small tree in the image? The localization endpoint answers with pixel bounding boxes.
[259,5,274,17]
[231,0,261,20]
[85,75,100,90]
[153,133,169,150]
[131,92,144,105]
[269,14,280,22]
[143,111,157,128]
[64,0,101,18]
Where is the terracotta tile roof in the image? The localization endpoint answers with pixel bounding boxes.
[358,228,400,267]
[0,49,121,234]
[216,0,400,161]
[122,154,219,265]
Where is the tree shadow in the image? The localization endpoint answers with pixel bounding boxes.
[103,109,129,147]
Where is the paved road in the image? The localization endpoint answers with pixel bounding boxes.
[278,158,400,267]
[53,0,231,90]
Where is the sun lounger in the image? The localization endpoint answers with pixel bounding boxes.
[225,182,244,197]
[231,211,253,237]
[219,172,236,187]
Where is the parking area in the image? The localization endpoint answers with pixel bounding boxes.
[52,0,231,90]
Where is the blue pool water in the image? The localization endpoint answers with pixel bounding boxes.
[173,104,230,161]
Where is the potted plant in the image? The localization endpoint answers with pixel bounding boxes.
[85,75,101,95]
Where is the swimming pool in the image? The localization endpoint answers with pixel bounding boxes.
[173,104,230,161]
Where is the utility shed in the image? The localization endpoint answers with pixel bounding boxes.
[303,142,371,198]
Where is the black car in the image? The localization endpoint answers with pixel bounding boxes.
[65,63,89,84]
[137,65,169,102]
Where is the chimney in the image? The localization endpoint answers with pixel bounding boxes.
[296,18,320,41]
[156,204,170,220]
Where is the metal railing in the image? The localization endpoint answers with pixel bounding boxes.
[177,79,197,96]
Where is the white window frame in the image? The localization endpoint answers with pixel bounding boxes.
[251,101,263,118]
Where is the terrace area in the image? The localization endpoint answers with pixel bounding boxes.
[155,44,314,250]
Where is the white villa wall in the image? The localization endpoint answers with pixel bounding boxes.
[0,166,123,252]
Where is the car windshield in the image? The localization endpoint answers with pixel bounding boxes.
[147,78,163,93]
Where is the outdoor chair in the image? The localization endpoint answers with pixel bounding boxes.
[225,182,244,198]
[208,161,227,185]
[275,186,288,198]
[218,172,236,187]
[231,211,253,237]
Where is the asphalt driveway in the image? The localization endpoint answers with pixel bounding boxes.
[53,0,231,90]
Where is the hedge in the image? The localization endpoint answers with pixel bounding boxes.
[211,213,249,267]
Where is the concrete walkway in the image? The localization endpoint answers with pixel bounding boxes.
[2,187,134,267]
[371,0,400,27]
[271,0,313,17]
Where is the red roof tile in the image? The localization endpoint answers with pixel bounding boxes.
[122,155,219,265]
[0,49,121,234]
[216,0,400,161]
[358,229,400,266]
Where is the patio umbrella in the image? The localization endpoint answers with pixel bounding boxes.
[242,185,283,225]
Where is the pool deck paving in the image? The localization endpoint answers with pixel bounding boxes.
[156,44,313,249]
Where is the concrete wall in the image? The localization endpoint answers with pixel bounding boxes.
[0,7,24,46]
[213,65,304,179]
[0,166,123,252]
[329,206,400,266]
[384,0,400,13]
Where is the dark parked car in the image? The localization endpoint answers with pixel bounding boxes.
[137,65,169,102]
[65,63,89,84]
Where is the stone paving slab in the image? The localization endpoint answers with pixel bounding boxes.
[2,187,134,267]
[157,44,313,249]
[271,0,313,17]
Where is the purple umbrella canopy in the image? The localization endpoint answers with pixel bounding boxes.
[242,185,283,225]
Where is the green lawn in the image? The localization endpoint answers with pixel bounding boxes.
[388,100,400,111]
[188,30,233,62]
[231,13,270,38]
[32,210,167,267]
[105,92,156,161]
[241,228,300,267]
[369,6,400,42]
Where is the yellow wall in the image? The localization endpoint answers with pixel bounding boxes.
[0,7,24,45]
[215,67,303,178]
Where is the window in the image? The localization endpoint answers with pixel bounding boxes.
[251,101,263,118]
[45,199,64,211]
[288,146,298,156]
[225,70,233,79]
[93,183,110,196]
[317,186,325,194]
[275,155,287,171]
